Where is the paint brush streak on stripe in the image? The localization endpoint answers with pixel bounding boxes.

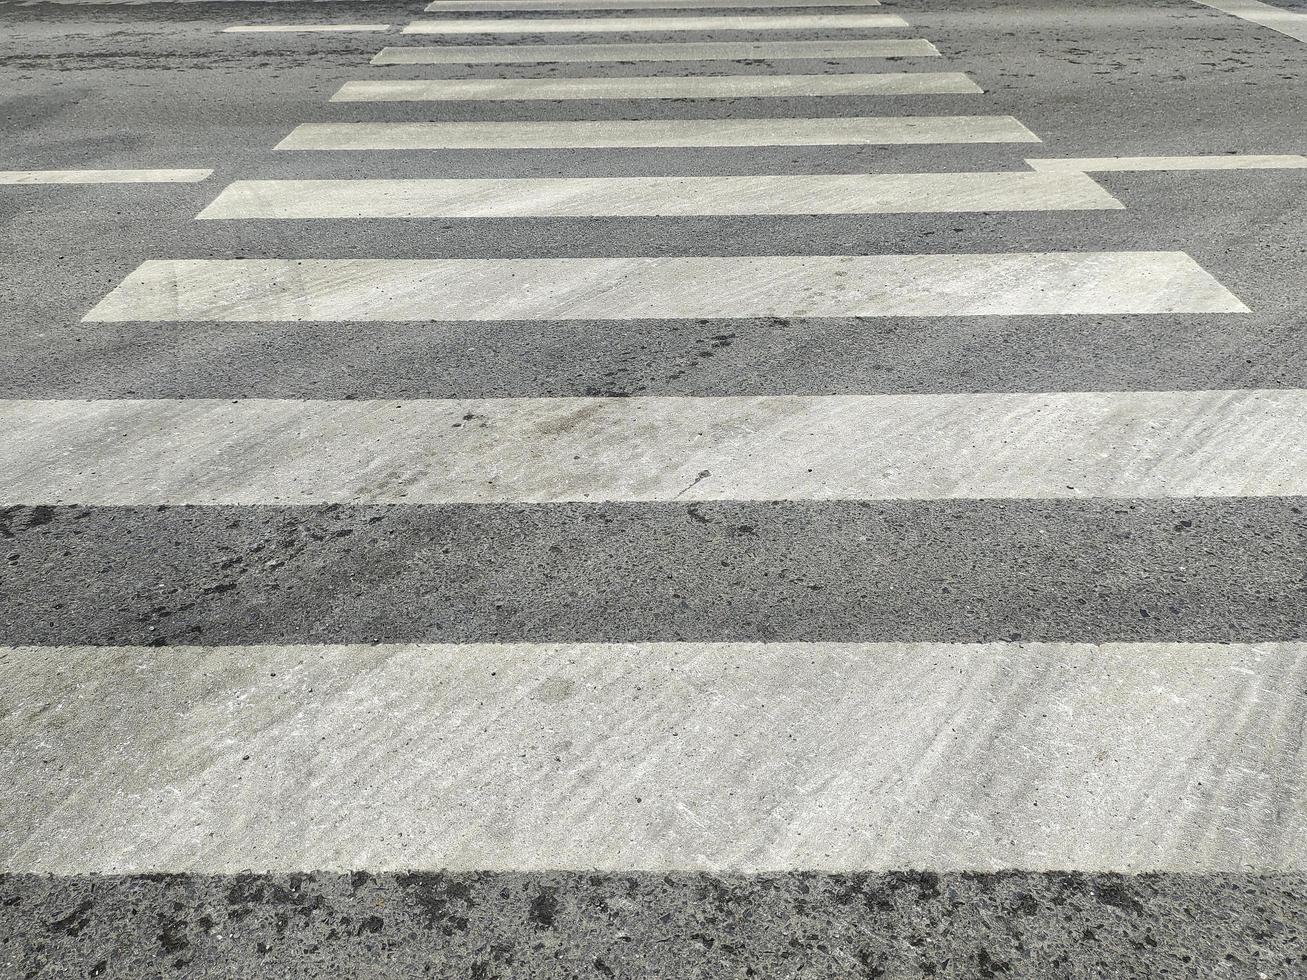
[276,116,1040,148]
[3,641,1303,873]
[370,39,940,61]
[83,254,1240,322]
[196,172,1123,219]
[2,389,1299,505]
[330,72,981,101]
[402,12,908,31]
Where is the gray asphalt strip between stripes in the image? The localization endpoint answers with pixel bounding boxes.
[3,871,1303,978]
[0,499,1303,646]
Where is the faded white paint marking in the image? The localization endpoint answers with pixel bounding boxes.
[371,38,940,61]
[0,169,212,184]
[83,253,1239,324]
[331,71,981,101]
[2,641,1305,873]
[1028,154,1307,172]
[276,116,1040,149]
[223,22,389,31]
[1190,0,1307,44]
[403,12,908,32]
[4,388,1297,506]
[428,0,883,7]
[197,172,1122,219]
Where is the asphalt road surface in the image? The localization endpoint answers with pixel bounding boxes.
[2,0,1307,976]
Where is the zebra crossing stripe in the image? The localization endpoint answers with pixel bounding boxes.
[426,0,885,7]
[0,169,211,184]
[6,389,1297,506]
[329,72,982,101]
[1027,154,1307,172]
[3,641,1300,873]
[1189,0,1307,44]
[402,12,910,32]
[276,116,1040,149]
[370,38,940,61]
[83,253,1240,324]
[196,172,1122,219]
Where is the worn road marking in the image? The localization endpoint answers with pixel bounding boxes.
[1189,0,1307,44]
[83,253,1241,324]
[402,12,909,32]
[331,71,981,101]
[2,641,1304,872]
[7,388,1298,505]
[0,169,212,184]
[1027,154,1307,172]
[197,172,1121,219]
[276,116,1040,149]
[371,38,939,61]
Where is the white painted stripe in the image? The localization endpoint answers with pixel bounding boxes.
[223,22,389,31]
[370,38,940,61]
[429,0,883,7]
[84,253,1238,325]
[403,12,909,32]
[0,169,212,184]
[331,71,982,101]
[196,172,1123,219]
[1028,154,1307,172]
[6,390,1295,506]
[1190,0,1307,44]
[3,641,1303,873]
[276,116,1041,149]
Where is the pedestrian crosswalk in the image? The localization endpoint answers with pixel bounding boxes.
[4,0,1303,967]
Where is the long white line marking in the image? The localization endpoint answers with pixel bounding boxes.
[223,22,390,31]
[3,641,1303,873]
[1189,0,1307,43]
[427,0,883,7]
[8,390,1297,506]
[403,12,909,32]
[0,169,212,184]
[276,116,1041,149]
[197,172,1123,219]
[331,72,982,101]
[370,38,940,61]
[1028,154,1307,172]
[83,253,1238,324]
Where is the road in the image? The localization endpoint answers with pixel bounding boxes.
[1,0,1306,975]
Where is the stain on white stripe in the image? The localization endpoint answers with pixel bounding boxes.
[276,116,1040,149]
[3,641,1303,873]
[429,0,883,7]
[223,22,389,31]
[402,12,908,32]
[332,72,980,101]
[370,38,939,61]
[85,253,1239,326]
[197,172,1122,219]
[1028,154,1307,172]
[5,390,1294,506]
[1189,0,1307,43]
[0,169,212,184]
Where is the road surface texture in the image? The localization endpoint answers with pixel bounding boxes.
[2,0,1307,976]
